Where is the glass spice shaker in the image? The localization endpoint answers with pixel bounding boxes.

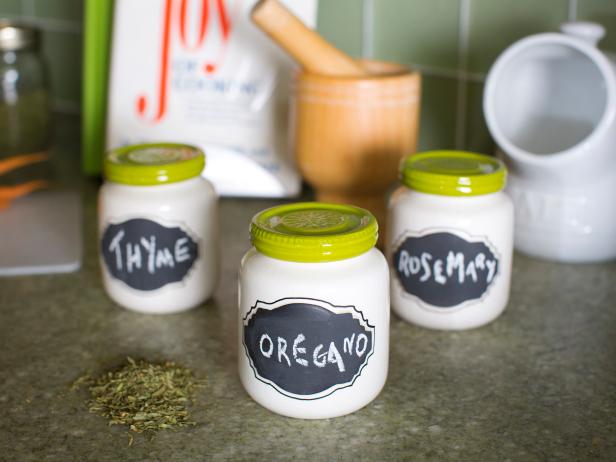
[0,21,51,158]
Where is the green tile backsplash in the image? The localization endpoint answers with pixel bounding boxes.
[41,30,82,103]
[31,0,84,22]
[317,0,364,58]
[465,81,494,154]
[417,76,457,152]
[373,0,460,70]
[467,0,569,73]
[577,0,616,52]
[2,0,616,151]
[0,0,21,15]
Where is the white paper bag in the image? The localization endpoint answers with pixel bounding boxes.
[106,0,317,197]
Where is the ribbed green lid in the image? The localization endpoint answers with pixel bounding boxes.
[104,143,205,186]
[401,151,506,196]
[250,202,378,263]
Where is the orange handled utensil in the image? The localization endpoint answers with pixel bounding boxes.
[0,152,51,211]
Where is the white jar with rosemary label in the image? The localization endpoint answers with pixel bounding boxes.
[98,143,218,314]
[239,203,389,419]
[387,151,514,330]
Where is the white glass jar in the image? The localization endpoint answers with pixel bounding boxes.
[387,151,514,330]
[98,143,218,314]
[239,203,389,419]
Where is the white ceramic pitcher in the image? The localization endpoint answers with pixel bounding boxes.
[484,21,616,263]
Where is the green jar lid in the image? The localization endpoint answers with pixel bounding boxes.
[401,151,507,196]
[250,202,378,263]
[104,143,205,186]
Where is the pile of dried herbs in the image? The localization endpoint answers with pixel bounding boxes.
[72,357,202,443]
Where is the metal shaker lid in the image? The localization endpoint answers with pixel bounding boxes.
[0,21,40,51]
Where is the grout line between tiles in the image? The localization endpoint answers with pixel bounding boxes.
[568,0,578,22]
[409,63,485,83]
[454,0,471,150]
[4,15,82,34]
[22,0,35,16]
[53,99,81,115]
[361,0,374,59]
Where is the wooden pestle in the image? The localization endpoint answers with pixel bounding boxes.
[251,0,368,77]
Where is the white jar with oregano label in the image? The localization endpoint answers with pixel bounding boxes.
[239,203,389,419]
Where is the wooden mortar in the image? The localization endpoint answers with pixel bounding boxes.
[292,60,421,243]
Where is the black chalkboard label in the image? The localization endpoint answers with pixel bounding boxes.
[101,218,199,291]
[243,298,375,400]
[393,231,499,308]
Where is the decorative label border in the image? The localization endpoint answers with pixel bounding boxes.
[242,297,375,401]
[100,214,202,294]
[391,227,502,313]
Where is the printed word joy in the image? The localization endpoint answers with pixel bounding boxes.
[257,332,370,374]
[137,0,235,123]
[398,250,497,285]
[107,230,192,273]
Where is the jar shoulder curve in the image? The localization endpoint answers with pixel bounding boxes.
[388,186,411,209]
[240,248,388,281]
[500,190,514,214]
[100,177,216,203]
[196,176,217,196]
[387,189,514,247]
[240,247,260,271]
[392,188,512,213]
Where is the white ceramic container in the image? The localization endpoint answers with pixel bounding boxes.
[484,21,616,262]
[98,143,218,314]
[238,203,389,419]
[387,151,514,331]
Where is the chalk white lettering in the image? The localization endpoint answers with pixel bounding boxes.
[313,344,326,368]
[327,342,345,373]
[434,259,446,285]
[126,243,142,273]
[155,248,175,268]
[343,334,355,355]
[259,334,273,358]
[292,334,308,366]
[277,337,291,367]
[447,251,465,283]
[140,236,156,274]
[398,251,422,278]
[475,252,486,270]
[398,250,410,277]
[355,333,368,357]
[465,261,478,282]
[109,233,194,275]
[175,237,190,263]
[420,252,432,282]
[258,331,371,373]
[486,260,497,283]
[409,256,421,274]
[108,230,125,270]
[399,247,498,287]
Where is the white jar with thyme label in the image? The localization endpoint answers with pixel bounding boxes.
[98,143,218,314]
[239,203,389,419]
[387,151,514,330]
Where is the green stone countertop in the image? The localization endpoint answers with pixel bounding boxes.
[0,118,615,461]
